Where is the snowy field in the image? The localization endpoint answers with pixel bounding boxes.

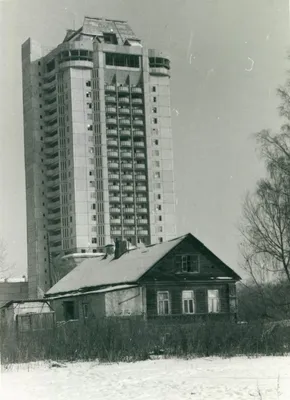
[1,356,290,400]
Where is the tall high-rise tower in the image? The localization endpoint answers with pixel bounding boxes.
[22,17,176,298]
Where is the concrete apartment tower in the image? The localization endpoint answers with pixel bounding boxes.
[22,17,176,298]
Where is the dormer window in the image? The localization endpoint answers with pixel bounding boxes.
[103,33,118,44]
[176,254,199,273]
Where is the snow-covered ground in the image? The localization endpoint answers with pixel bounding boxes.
[1,356,290,399]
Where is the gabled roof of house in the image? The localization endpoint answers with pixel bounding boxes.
[46,233,241,297]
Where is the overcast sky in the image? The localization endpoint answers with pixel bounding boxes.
[0,0,289,278]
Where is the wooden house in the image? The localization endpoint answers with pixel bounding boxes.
[45,233,241,323]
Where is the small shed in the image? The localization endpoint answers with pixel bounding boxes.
[1,299,55,336]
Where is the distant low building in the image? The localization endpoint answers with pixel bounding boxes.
[0,278,28,308]
[45,233,241,323]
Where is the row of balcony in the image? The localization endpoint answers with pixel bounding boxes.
[111,229,149,236]
[110,206,147,214]
[105,86,143,95]
[107,118,144,126]
[110,217,148,225]
[109,184,146,191]
[107,129,144,138]
[107,139,145,148]
[108,151,145,159]
[106,107,144,116]
[108,173,146,181]
[106,97,143,105]
[109,196,147,203]
[108,162,146,171]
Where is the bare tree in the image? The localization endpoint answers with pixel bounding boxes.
[238,76,290,319]
[0,239,15,280]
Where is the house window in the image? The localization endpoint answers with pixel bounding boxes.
[157,291,170,315]
[63,301,75,321]
[208,289,220,313]
[82,303,89,318]
[178,254,199,273]
[182,290,195,314]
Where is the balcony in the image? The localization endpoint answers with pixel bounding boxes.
[136,197,147,203]
[44,89,57,101]
[47,189,60,199]
[119,107,130,115]
[133,119,144,126]
[131,87,143,95]
[44,100,57,111]
[43,79,56,90]
[44,146,58,156]
[44,134,58,144]
[122,174,133,181]
[107,117,117,125]
[136,207,147,214]
[109,196,121,203]
[47,222,61,230]
[44,124,58,134]
[107,129,117,136]
[124,229,135,235]
[106,107,117,114]
[50,233,61,242]
[107,139,118,147]
[46,168,59,178]
[110,207,121,213]
[107,151,119,158]
[109,184,120,191]
[108,173,119,180]
[121,151,132,159]
[47,200,61,210]
[133,130,144,138]
[137,229,148,235]
[134,141,145,148]
[123,207,134,214]
[132,98,143,105]
[44,111,57,123]
[124,218,135,225]
[47,211,61,220]
[121,162,133,170]
[135,175,146,181]
[138,218,148,224]
[135,163,146,170]
[135,152,145,159]
[106,96,117,103]
[105,85,116,92]
[118,86,129,94]
[122,184,133,192]
[119,130,131,138]
[120,141,132,148]
[136,185,146,191]
[47,178,59,188]
[111,230,122,236]
[110,218,121,224]
[118,97,130,104]
[119,119,131,126]
[108,162,119,169]
[122,196,134,203]
[50,245,62,254]
[45,156,59,166]
[132,109,143,116]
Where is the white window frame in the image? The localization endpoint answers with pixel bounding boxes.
[208,289,221,313]
[182,290,196,314]
[157,291,171,315]
[180,254,199,273]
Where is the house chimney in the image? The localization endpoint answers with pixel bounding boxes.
[104,243,115,257]
[114,238,128,259]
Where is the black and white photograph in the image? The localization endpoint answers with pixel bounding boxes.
[1,0,290,398]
